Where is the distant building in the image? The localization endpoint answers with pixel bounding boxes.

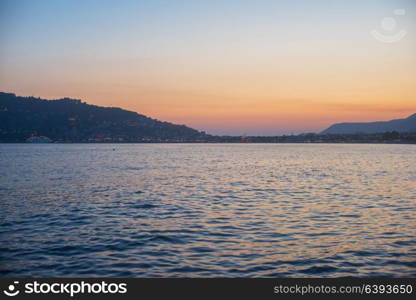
[88,134,112,142]
[26,136,52,143]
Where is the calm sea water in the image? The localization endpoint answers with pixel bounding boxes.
[0,144,415,277]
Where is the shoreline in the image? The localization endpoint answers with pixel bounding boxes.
[1,141,415,145]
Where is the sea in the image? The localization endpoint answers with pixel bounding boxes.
[0,143,415,277]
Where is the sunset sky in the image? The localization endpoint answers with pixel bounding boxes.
[1,0,415,135]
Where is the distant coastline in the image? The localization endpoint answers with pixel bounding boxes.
[1,92,415,144]
[11,133,416,144]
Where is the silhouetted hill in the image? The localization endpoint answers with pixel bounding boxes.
[321,114,416,134]
[0,92,207,142]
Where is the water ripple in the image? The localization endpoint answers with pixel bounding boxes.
[0,143,415,277]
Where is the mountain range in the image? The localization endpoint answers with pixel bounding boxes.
[1,92,415,142]
[0,92,207,142]
[321,113,416,134]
